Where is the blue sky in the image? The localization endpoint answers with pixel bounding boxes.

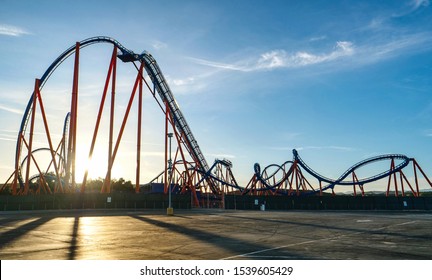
[1,0,432,191]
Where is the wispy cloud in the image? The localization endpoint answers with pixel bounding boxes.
[285,41,354,67]
[172,77,195,86]
[309,35,327,42]
[164,68,220,95]
[423,129,432,137]
[151,40,168,50]
[392,0,430,17]
[410,0,430,11]
[267,146,355,152]
[194,29,432,74]
[192,41,355,72]
[359,32,432,63]
[0,24,30,37]
[0,104,23,115]
[0,137,16,142]
[295,146,355,152]
[207,153,236,159]
[0,129,18,143]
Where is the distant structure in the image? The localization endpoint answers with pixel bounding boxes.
[244,149,432,197]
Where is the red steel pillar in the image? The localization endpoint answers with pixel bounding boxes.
[23,79,39,195]
[107,47,117,193]
[36,79,63,193]
[81,46,117,193]
[136,62,143,193]
[65,42,80,190]
[102,62,143,193]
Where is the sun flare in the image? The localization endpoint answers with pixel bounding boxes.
[74,146,123,182]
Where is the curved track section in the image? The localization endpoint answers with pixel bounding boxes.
[16,36,210,189]
[253,161,294,192]
[253,149,411,194]
[293,149,410,186]
[195,159,240,190]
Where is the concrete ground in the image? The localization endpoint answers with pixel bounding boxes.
[0,209,431,260]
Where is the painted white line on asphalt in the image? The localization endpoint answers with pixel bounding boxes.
[222,220,417,260]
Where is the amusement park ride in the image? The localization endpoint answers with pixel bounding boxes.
[1,36,432,206]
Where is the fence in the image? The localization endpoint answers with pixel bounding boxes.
[0,193,191,211]
[224,195,432,211]
[1,194,431,211]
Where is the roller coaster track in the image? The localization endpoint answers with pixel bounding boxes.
[5,36,431,198]
[293,149,410,187]
[196,158,240,190]
[139,52,210,173]
[252,161,295,192]
[253,149,414,195]
[16,36,210,188]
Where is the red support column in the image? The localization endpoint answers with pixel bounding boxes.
[102,62,143,193]
[392,160,399,197]
[412,159,432,194]
[12,136,22,195]
[65,42,80,191]
[36,80,63,192]
[71,42,80,190]
[106,46,117,194]
[399,172,405,196]
[136,62,143,193]
[81,46,117,193]
[352,171,363,196]
[386,159,399,197]
[295,163,300,196]
[386,160,392,197]
[413,160,420,196]
[352,172,357,197]
[24,79,39,195]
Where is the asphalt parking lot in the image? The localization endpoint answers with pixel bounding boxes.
[0,209,431,260]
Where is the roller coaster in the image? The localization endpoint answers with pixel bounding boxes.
[1,36,432,205]
[245,149,431,197]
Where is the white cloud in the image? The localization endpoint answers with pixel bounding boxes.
[360,32,432,63]
[309,35,327,42]
[288,41,354,67]
[295,146,355,152]
[267,146,355,152]
[411,0,430,10]
[194,31,432,74]
[190,58,246,71]
[192,41,355,72]
[257,50,287,68]
[172,77,195,86]
[0,24,30,37]
[151,40,168,50]
[0,137,16,142]
[392,0,430,17]
[0,104,23,115]
[207,153,236,159]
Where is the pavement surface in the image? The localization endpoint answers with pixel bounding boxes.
[0,209,431,260]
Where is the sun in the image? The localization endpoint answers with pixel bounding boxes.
[74,145,123,182]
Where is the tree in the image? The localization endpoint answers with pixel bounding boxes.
[111,178,134,193]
